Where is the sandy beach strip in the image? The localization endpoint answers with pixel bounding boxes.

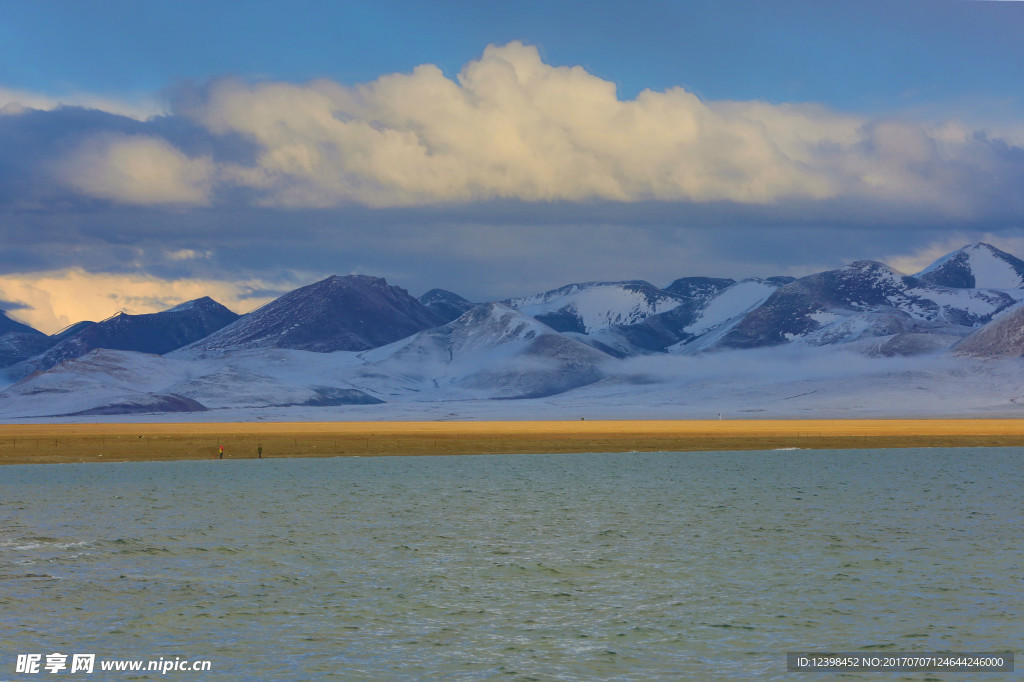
[1,419,1023,464]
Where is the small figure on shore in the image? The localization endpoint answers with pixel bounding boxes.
[258,445,263,459]
[219,445,224,459]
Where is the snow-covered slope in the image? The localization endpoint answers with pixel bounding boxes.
[661,279,781,354]
[0,347,380,418]
[182,275,443,354]
[0,350,206,418]
[581,278,784,356]
[682,279,778,336]
[553,346,1024,420]
[916,242,1024,289]
[6,344,1024,422]
[0,304,608,417]
[355,303,609,399]
[506,281,682,334]
[954,302,1024,358]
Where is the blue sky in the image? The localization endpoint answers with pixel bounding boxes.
[1,0,1023,331]
[4,1,1023,110]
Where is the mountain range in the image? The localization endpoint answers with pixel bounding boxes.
[3,241,1024,419]
[8,297,239,379]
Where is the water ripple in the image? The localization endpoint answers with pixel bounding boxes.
[0,448,1020,680]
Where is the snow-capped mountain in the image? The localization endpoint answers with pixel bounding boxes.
[354,303,609,399]
[716,260,1024,351]
[182,275,444,354]
[8,297,239,379]
[916,242,1024,289]
[418,288,475,323]
[506,280,683,334]
[582,278,784,355]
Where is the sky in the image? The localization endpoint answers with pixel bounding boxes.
[1,0,1023,333]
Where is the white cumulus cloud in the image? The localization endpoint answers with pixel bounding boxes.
[33,42,1024,215]
[180,42,853,206]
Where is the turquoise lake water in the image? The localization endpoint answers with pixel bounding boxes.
[1,448,1020,680]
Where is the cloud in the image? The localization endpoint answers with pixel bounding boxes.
[0,269,284,334]
[57,134,215,205]
[1,42,1022,220]
[177,43,847,206]
[616,344,941,384]
[0,298,30,312]
[166,248,213,261]
[0,86,161,120]
[0,104,257,209]
[159,41,1022,214]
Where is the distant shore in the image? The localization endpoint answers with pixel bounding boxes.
[1,419,1024,464]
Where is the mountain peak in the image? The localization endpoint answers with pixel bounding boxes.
[323,274,388,288]
[450,301,548,330]
[419,288,470,304]
[964,242,998,253]
[955,301,1024,358]
[184,273,442,353]
[168,295,215,311]
[0,311,43,337]
[664,276,736,299]
[418,288,475,323]
[934,242,1002,261]
[848,259,898,273]
[7,296,240,379]
[916,242,1024,289]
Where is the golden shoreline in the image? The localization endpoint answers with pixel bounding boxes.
[1,419,1024,465]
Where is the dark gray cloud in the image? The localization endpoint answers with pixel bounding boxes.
[0,298,30,311]
[0,104,258,207]
[4,195,1023,306]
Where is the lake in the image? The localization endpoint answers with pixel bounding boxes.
[1,448,1020,679]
